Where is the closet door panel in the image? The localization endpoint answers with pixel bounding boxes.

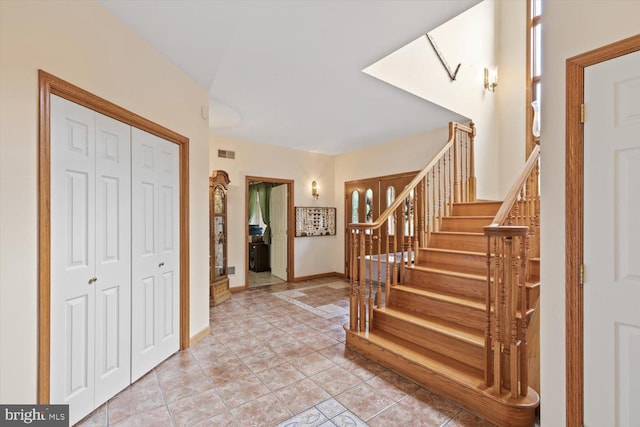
[159,271,175,341]
[157,139,179,360]
[131,130,179,378]
[131,129,160,381]
[141,276,156,348]
[94,113,131,405]
[50,95,96,421]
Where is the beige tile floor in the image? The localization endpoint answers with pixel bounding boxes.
[248,271,285,288]
[77,277,496,427]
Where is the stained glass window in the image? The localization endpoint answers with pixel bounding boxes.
[386,186,395,235]
[365,189,373,223]
[351,190,359,224]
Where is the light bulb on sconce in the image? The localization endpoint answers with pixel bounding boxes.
[311,181,319,200]
[484,67,498,92]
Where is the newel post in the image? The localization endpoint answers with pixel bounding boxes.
[349,229,359,331]
[483,225,529,396]
[469,122,476,201]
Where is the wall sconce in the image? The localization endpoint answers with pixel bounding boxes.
[311,181,319,200]
[531,99,541,139]
[484,67,498,92]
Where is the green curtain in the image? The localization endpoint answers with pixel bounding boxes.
[248,184,258,224]
[257,183,271,244]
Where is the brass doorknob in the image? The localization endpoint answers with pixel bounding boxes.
[88,277,97,284]
[159,262,165,267]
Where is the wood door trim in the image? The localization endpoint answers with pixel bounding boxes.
[38,70,191,403]
[565,34,640,427]
[244,176,295,287]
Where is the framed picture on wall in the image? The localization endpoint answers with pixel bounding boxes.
[295,207,336,237]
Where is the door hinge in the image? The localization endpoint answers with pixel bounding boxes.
[580,103,585,124]
[579,264,585,285]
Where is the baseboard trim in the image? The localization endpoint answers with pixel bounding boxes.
[293,272,345,282]
[189,325,210,346]
[229,286,245,293]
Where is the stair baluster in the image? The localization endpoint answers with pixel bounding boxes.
[349,231,358,331]
[376,229,382,309]
[368,233,375,328]
[358,231,366,332]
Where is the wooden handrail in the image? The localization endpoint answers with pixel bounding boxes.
[349,122,473,232]
[489,145,540,227]
[347,121,476,333]
[484,225,529,238]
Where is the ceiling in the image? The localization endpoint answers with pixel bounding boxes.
[99,0,479,155]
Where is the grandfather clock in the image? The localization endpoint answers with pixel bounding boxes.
[210,170,231,306]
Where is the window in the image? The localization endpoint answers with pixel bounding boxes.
[386,186,395,235]
[351,190,359,223]
[527,0,542,155]
[365,189,373,223]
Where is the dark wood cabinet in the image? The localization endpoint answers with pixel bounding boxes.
[249,243,270,272]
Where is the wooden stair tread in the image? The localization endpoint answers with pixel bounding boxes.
[375,307,484,346]
[430,231,485,237]
[454,201,501,206]
[420,247,486,256]
[351,328,484,383]
[393,285,485,310]
[406,265,486,282]
[408,265,540,285]
[444,215,494,219]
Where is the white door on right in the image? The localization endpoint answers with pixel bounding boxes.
[584,50,640,427]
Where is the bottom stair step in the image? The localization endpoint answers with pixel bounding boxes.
[345,327,539,427]
[373,307,485,370]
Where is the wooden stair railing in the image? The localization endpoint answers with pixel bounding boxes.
[483,144,541,397]
[347,121,476,332]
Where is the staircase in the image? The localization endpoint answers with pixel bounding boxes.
[345,123,541,427]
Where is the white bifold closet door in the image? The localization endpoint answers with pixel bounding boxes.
[130,128,180,382]
[50,95,132,424]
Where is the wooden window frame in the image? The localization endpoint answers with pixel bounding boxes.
[526,0,542,157]
[38,70,191,403]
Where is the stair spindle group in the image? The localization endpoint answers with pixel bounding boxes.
[347,121,476,333]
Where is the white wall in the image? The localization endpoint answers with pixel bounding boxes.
[496,0,527,196]
[333,126,450,275]
[0,0,210,403]
[363,0,499,200]
[541,2,640,426]
[210,135,336,286]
